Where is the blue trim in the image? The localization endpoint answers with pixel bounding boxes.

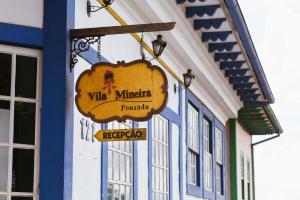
[233,82,255,90]
[208,42,237,52]
[40,0,74,199]
[220,61,245,70]
[79,45,108,64]
[229,76,252,84]
[178,83,183,200]
[177,0,207,4]
[185,91,227,200]
[148,119,153,200]
[186,5,220,18]
[133,122,139,200]
[194,18,226,30]
[168,120,173,200]
[101,122,138,200]
[0,22,43,48]
[202,107,216,200]
[214,119,227,200]
[101,124,108,200]
[162,107,181,125]
[225,68,248,77]
[202,31,232,43]
[148,105,182,200]
[215,52,241,62]
[186,91,203,198]
[224,0,275,104]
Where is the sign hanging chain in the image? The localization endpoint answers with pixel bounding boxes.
[140,33,146,60]
[97,36,102,61]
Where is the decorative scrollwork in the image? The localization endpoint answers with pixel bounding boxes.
[70,36,101,71]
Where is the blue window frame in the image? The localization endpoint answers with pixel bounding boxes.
[148,106,182,200]
[186,91,226,200]
[186,91,203,197]
[203,107,215,200]
[101,121,138,200]
[215,119,226,200]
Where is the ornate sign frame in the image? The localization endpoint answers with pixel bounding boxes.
[75,60,168,123]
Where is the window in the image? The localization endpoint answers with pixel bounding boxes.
[247,160,251,200]
[186,92,227,199]
[0,46,40,200]
[152,115,168,200]
[203,119,212,191]
[240,154,245,200]
[107,120,133,200]
[215,127,223,195]
[187,104,199,186]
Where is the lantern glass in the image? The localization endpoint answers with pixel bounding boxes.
[152,35,167,57]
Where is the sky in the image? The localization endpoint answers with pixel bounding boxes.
[238,0,300,199]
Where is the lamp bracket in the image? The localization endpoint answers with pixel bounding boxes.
[174,84,185,94]
[70,22,175,71]
[87,0,114,17]
[70,36,102,71]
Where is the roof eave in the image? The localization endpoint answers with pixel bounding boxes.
[224,0,275,104]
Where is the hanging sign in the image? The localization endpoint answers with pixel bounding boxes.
[75,60,168,123]
[95,128,147,142]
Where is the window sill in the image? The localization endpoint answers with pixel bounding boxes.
[187,184,202,198]
[216,193,225,200]
[204,190,215,200]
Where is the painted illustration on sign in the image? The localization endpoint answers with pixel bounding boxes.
[75,60,168,123]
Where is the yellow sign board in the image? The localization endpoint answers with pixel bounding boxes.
[75,60,168,123]
[95,128,147,142]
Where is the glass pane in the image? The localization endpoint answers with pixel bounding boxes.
[15,55,37,98]
[120,185,125,200]
[11,197,33,200]
[125,156,130,182]
[0,53,12,96]
[107,183,113,200]
[13,102,36,145]
[0,196,7,200]
[120,154,125,182]
[114,184,120,200]
[114,153,120,181]
[0,146,9,192]
[0,101,10,143]
[11,148,34,192]
[120,142,125,152]
[126,186,131,200]
[108,150,113,180]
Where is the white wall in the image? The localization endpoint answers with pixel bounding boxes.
[71,0,242,200]
[172,123,180,200]
[0,0,43,28]
[137,121,149,200]
[72,58,102,200]
[236,122,253,200]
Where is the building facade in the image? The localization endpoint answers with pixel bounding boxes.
[0,0,282,200]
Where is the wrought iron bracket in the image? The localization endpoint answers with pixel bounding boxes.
[70,36,102,72]
[70,22,176,71]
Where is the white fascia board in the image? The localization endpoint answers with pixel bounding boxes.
[113,0,243,122]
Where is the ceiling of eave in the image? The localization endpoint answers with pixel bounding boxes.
[175,0,266,106]
[238,106,282,135]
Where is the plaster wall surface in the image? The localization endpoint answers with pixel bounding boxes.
[0,0,43,28]
[236,122,253,200]
[71,0,239,199]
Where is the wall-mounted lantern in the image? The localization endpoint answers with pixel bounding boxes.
[174,69,195,94]
[87,0,116,17]
[152,34,167,58]
[183,69,195,88]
